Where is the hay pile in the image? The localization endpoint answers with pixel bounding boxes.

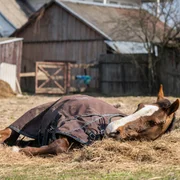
[0,130,179,179]
[69,130,180,171]
[0,79,16,98]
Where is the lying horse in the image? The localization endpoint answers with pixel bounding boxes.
[0,85,179,156]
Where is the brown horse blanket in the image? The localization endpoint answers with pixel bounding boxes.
[9,95,125,145]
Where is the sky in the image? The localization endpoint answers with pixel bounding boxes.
[142,0,180,26]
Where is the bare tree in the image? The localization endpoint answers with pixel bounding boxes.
[108,0,180,94]
[134,0,180,92]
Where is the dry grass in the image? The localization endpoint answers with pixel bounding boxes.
[0,94,180,179]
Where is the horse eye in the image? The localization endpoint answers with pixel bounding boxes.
[148,120,156,127]
[135,103,144,112]
[138,103,145,109]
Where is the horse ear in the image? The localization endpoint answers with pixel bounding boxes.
[157,84,164,101]
[166,99,179,116]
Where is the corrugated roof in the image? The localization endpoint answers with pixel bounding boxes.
[0,0,34,28]
[105,41,148,54]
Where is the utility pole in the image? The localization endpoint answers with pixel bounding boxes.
[157,0,160,15]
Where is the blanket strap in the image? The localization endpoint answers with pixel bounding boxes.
[40,113,62,145]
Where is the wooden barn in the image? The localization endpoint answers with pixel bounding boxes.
[13,0,150,94]
[0,38,23,91]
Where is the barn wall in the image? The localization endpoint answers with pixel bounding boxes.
[19,4,104,41]
[99,54,149,96]
[21,41,103,92]
[21,41,105,72]
[16,4,106,92]
[0,40,23,81]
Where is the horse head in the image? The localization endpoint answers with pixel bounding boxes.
[106,85,179,141]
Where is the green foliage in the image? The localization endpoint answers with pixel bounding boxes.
[0,165,179,180]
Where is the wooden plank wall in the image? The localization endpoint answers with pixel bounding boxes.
[99,54,149,96]
[17,4,106,92]
[100,50,180,96]
[19,4,104,41]
[156,48,180,96]
[21,62,99,94]
[0,40,23,81]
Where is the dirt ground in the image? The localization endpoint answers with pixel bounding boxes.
[0,94,180,179]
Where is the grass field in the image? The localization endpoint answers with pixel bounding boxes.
[0,95,179,180]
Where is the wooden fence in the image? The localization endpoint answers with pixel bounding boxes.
[99,54,149,96]
[156,48,180,96]
[20,62,99,94]
[19,50,180,96]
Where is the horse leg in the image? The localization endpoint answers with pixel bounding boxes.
[18,138,70,156]
[0,128,19,145]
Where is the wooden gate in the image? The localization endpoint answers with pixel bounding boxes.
[35,62,71,94]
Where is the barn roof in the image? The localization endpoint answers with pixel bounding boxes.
[12,0,165,42]
[105,41,148,54]
[60,1,165,42]
[0,0,34,29]
[0,37,23,45]
[0,12,16,37]
[60,1,140,41]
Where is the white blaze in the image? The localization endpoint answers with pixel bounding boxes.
[106,105,159,135]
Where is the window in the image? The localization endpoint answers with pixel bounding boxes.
[109,1,118,4]
[94,0,103,3]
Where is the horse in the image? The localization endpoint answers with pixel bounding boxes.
[0,85,179,156]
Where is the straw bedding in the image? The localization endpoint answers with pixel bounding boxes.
[0,95,179,174]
